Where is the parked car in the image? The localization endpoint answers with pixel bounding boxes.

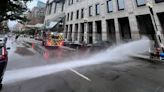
[89,41,112,52]
[0,40,10,90]
[68,43,83,49]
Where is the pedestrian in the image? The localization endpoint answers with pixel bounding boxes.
[4,34,8,43]
[15,35,19,41]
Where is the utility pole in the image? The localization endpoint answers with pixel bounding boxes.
[146,1,164,52]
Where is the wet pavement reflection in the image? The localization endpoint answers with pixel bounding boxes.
[15,47,34,56]
[26,42,82,62]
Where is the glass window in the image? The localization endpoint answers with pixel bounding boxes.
[67,13,69,21]
[49,3,53,14]
[107,0,113,12]
[68,0,71,5]
[136,0,146,6]
[76,10,79,19]
[96,4,100,15]
[89,6,93,16]
[155,0,164,3]
[54,3,57,13]
[71,0,73,4]
[71,12,73,20]
[117,0,125,10]
[81,8,84,18]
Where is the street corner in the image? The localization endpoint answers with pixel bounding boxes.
[130,54,164,64]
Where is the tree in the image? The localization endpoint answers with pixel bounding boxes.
[0,0,32,23]
[0,21,10,34]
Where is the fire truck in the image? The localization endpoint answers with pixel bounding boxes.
[42,32,64,47]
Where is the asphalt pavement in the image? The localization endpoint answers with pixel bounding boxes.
[1,38,164,92]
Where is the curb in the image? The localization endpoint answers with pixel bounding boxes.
[60,46,76,51]
[131,55,164,64]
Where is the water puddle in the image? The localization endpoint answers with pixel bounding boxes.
[15,47,35,56]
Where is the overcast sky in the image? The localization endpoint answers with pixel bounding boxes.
[8,0,47,29]
[27,0,47,10]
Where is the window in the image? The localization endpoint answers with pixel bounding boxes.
[71,0,73,4]
[76,10,79,19]
[49,3,53,14]
[155,0,164,3]
[68,0,73,5]
[107,0,113,12]
[71,12,73,20]
[67,13,70,21]
[117,0,125,10]
[68,0,71,5]
[61,2,64,11]
[136,0,146,6]
[54,3,57,13]
[95,4,100,15]
[89,6,93,16]
[81,8,84,18]
[46,6,49,15]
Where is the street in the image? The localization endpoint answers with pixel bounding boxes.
[1,0,164,92]
[1,38,164,92]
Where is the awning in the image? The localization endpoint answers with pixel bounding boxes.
[46,22,58,29]
[45,13,65,29]
[35,23,44,29]
[25,24,44,29]
[25,25,35,28]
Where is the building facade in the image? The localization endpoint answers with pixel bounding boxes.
[27,7,45,25]
[45,0,164,44]
[44,0,65,32]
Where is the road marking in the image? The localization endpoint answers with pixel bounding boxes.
[69,68,91,82]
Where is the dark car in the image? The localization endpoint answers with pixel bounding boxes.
[68,43,83,49]
[89,41,113,52]
[0,42,9,90]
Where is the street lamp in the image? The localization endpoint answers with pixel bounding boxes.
[146,1,164,52]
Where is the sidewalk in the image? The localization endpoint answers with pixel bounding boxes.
[131,53,164,64]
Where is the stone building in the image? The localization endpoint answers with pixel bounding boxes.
[45,0,164,44]
[44,0,65,32]
[27,7,45,25]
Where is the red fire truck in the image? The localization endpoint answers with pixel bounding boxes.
[42,32,64,47]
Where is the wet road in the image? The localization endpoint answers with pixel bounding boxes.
[5,38,78,70]
[1,38,164,92]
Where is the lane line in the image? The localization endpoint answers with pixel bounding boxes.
[69,68,91,82]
